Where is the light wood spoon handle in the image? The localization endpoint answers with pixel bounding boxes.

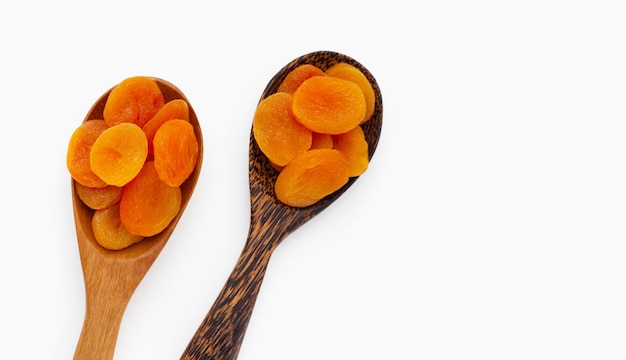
[73,293,129,360]
[72,190,165,360]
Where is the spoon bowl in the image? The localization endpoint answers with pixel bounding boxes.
[72,78,203,360]
[181,51,382,360]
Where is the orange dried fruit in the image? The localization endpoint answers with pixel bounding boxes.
[90,122,148,187]
[325,62,376,123]
[153,119,199,187]
[277,64,326,94]
[92,203,144,250]
[103,76,165,128]
[333,125,369,177]
[68,76,199,249]
[67,119,109,188]
[143,98,190,159]
[269,160,284,172]
[310,132,333,150]
[75,182,123,210]
[274,149,350,208]
[292,76,366,135]
[253,92,312,167]
[119,161,182,237]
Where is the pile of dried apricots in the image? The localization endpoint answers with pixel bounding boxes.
[253,62,375,207]
[67,76,199,250]
[67,62,374,249]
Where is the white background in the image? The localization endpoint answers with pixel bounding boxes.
[1,1,625,359]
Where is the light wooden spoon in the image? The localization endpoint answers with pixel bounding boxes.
[181,51,383,360]
[72,78,203,360]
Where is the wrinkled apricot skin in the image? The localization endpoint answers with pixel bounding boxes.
[143,98,190,159]
[120,161,182,237]
[89,123,148,187]
[67,120,109,188]
[332,126,369,177]
[277,64,326,94]
[292,76,366,135]
[92,204,144,250]
[325,62,376,123]
[274,149,350,208]
[153,119,199,187]
[253,92,312,166]
[103,76,165,128]
[75,182,123,210]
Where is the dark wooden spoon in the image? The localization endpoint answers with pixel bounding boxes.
[72,78,203,360]
[181,51,383,360]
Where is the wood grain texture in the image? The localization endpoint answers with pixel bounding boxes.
[181,50,383,360]
[73,78,203,360]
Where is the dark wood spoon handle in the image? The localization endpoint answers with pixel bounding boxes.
[180,226,280,360]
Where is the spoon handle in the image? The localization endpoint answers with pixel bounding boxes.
[181,235,277,360]
[73,295,129,360]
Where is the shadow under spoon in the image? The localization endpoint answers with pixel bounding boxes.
[72,78,203,360]
[181,50,383,360]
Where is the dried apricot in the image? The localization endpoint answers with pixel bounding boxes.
[103,76,165,128]
[92,203,144,250]
[75,182,123,210]
[325,62,376,123]
[253,92,312,167]
[277,64,326,94]
[153,119,199,187]
[119,161,182,237]
[274,149,350,208]
[310,132,333,150]
[67,119,109,188]
[332,126,369,177]
[90,122,148,187]
[292,76,366,135]
[143,98,190,159]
